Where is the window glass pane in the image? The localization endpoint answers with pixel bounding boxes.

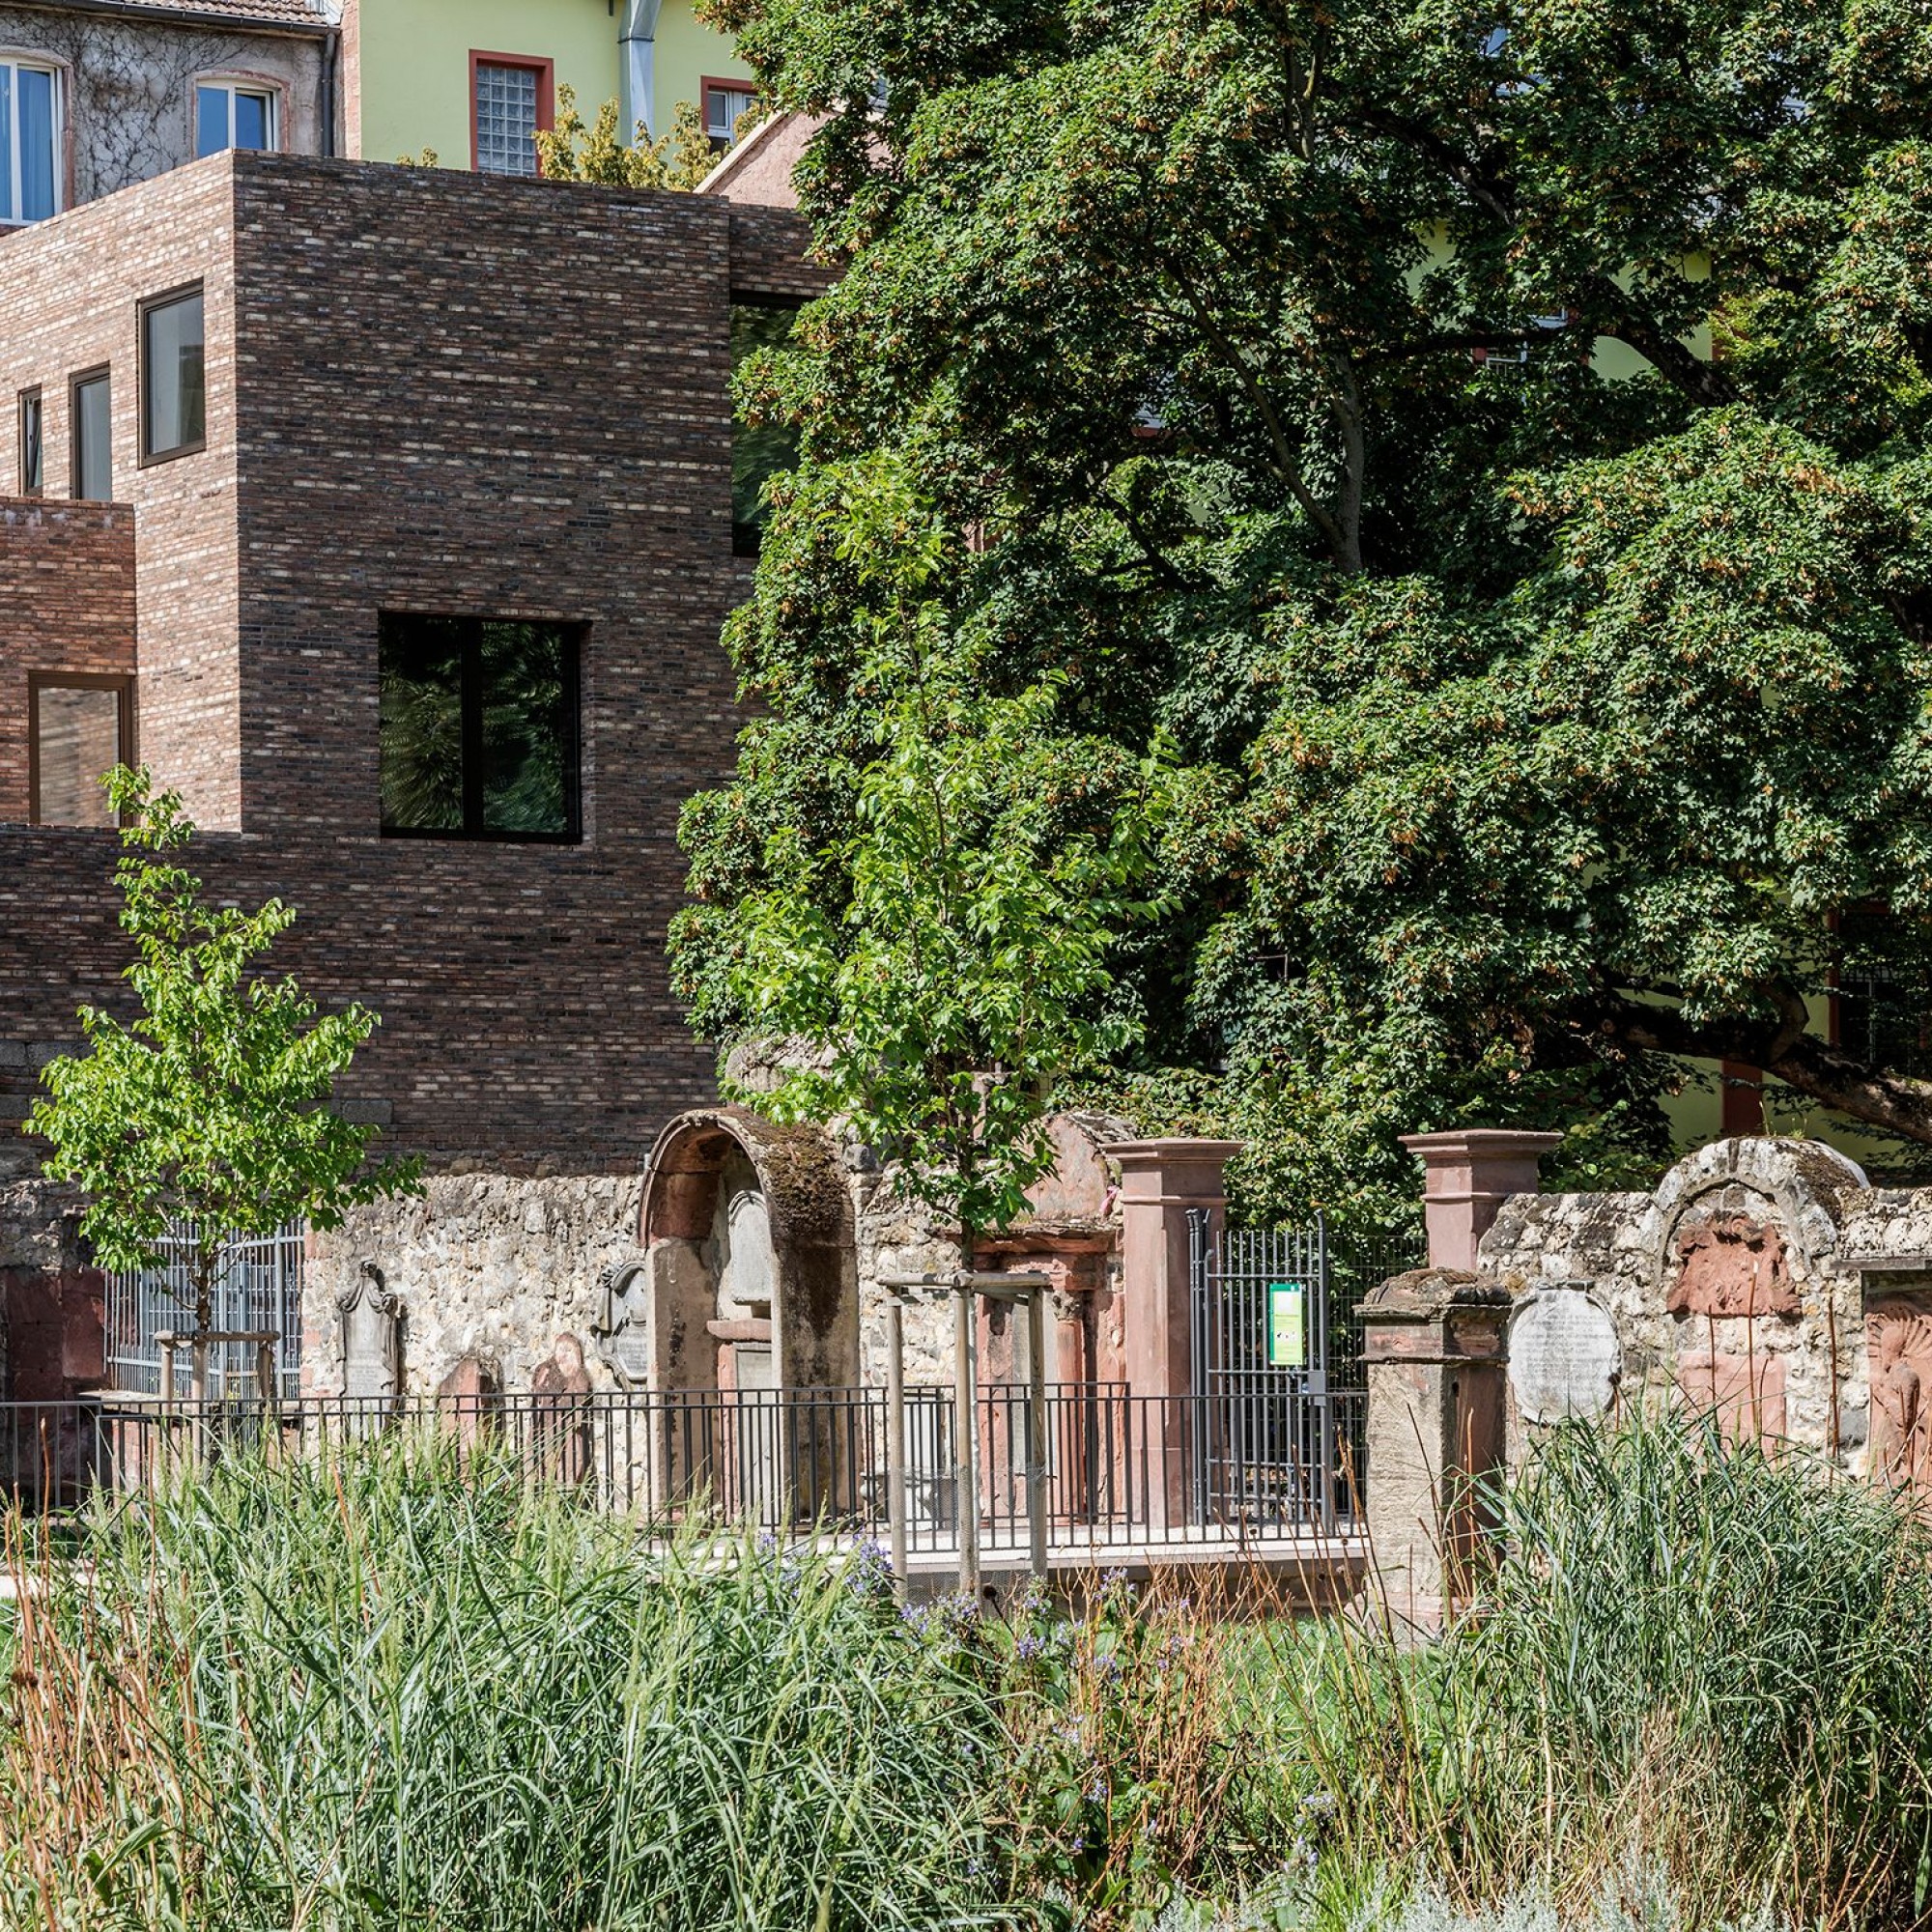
[731,302,802,557]
[0,69,14,226]
[19,391,42,494]
[480,622,572,836]
[196,85,229,158]
[474,63,538,177]
[706,85,755,147]
[143,290,206,457]
[380,615,468,833]
[17,68,54,222]
[35,686,121,827]
[73,376,110,500]
[233,90,270,151]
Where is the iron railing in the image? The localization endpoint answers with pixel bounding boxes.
[0,1384,1365,1548]
[105,1220,305,1400]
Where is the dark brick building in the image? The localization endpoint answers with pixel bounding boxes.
[0,152,827,1398]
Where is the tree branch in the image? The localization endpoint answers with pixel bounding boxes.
[1596,994,1932,1146]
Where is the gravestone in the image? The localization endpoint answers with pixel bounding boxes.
[1507,1284,1620,1426]
[531,1333,594,1487]
[336,1263,402,1405]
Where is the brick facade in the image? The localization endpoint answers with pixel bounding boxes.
[0,152,831,1179]
[0,499,135,823]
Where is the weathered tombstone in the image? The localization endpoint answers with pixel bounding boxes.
[437,1352,501,1451]
[336,1263,402,1412]
[1507,1284,1620,1427]
[530,1332,594,1488]
[1864,1293,1932,1489]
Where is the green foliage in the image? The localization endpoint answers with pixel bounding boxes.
[27,768,419,1322]
[1285,1421,1932,1927]
[679,0,1932,1217]
[533,86,724,191]
[0,1447,1010,1930]
[684,459,1170,1244]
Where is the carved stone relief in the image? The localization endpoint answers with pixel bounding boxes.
[1666,1212,1802,1319]
[1866,1293,1932,1491]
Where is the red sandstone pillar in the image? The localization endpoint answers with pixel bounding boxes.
[1101,1139,1240,1531]
[1400,1129,1562,1272]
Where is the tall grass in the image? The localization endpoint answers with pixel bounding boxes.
[0,1438,1012,1931]
[1284,1419,1932,1929]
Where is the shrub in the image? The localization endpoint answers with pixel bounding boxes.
[1287,1420,1932,1929]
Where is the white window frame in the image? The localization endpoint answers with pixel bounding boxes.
[0,54,64,227]
[193,76,280,159]
[702,80,756,150]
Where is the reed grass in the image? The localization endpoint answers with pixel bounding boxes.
[0,1436,1012,1931]
[1278,1418,1932,1930]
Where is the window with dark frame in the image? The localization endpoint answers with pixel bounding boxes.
[731,299,803,558]
[141,285,206,463]
[18,387,42,496]
[70,368,110,501]
[379,615,581,841]
[29,674,132,827]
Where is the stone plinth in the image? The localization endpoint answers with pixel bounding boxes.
[1359,1266,1512,1634]
[1101,1139,1239,1531]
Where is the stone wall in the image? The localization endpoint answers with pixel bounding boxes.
[1479,1136,1932,1471]
[304,1173,645,1397]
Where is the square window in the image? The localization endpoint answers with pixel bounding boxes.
[196,82,275,159]
[70,369,110,501]
[379,615,582,841]
[703,81,757,154]
[18,387,42,496]
[141,286,206,463]
[472,60,546,176]
[0,62,60,226]
[30,676,130,827]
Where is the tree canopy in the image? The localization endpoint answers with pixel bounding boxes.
[676,0,1932,1223]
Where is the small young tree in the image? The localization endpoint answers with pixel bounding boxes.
[691,463,1169,1266]
[533,86,723,192]
[29,769,421,1387]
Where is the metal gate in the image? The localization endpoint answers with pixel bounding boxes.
[105,1220,305,1400]
[1187,1215,1336,1527]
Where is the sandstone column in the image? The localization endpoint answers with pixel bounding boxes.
[1100,1139,1240,1531]
[1401,1128,1562,1271]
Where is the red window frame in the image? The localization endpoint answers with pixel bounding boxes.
[700,74,758,149]
[468,51,555,175]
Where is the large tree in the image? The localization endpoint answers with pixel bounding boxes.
[675,0,1932,1222]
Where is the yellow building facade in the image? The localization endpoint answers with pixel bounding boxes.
[343,0,756,172]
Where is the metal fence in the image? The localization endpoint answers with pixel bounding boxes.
[105,1221,305,1400]
[0,1383,1364,1548]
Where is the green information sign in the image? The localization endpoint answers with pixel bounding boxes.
[1266,1284,1305,1369]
